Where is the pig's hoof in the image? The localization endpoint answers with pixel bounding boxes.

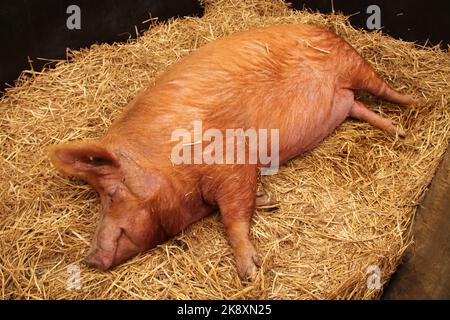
[397,127,406,138]
[236,251,261,280]
[392,122,406,138]
[387,121,406,138]
[256,186,278,210]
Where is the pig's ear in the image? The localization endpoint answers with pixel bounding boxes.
[48,141,119,178]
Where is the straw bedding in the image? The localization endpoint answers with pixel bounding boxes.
[1,0,449,299]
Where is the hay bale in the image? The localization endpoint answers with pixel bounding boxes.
[0,0,449,299]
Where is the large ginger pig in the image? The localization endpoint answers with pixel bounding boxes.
[49,24,414,278]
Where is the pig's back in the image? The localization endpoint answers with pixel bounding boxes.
[125,24,362,163]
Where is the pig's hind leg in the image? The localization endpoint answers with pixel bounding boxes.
[215,167,261,279]
[350,100,406,137]
[352,56,416,107]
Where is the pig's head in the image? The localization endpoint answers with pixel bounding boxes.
[48,141,170,271]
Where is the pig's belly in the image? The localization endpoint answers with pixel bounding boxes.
[276,90,354,165]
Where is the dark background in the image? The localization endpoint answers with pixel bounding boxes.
[292,0,450,46]
[0,0,449,92]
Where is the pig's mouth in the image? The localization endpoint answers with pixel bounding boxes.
[84,228,141,271]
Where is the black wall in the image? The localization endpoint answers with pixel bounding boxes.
[0,0,203,92]
[0,0,449,92]
[291,0,450,47]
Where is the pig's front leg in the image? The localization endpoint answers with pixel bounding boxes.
[215,168,261,279]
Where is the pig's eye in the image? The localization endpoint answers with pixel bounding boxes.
[107,191,115,204]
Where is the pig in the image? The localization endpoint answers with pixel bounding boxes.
[48,24,415,279]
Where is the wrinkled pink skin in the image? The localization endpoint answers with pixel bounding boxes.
[49,24,414,278]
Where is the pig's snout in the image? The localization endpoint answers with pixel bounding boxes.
[84,249,114,271]
[83,220,124,271]
[84,227,145,271]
